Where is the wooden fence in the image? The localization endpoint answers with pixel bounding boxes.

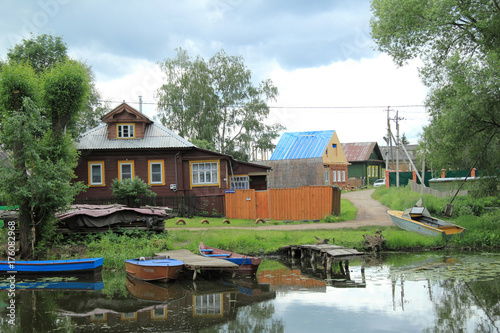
[225,186,341,221]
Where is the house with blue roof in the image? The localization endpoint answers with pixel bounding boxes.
[259,130,349,188]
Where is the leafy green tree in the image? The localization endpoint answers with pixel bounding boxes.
[370,0,500,174]
[0,58,90,258]
[156,48,284,161]
[4,33,109,137]
[111,177,156,207]
[6,34,67,75]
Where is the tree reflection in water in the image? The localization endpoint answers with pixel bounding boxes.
[0,252,499,332]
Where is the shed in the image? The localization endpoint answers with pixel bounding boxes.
[259,130,349,188]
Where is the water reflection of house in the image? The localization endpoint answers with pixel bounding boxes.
[58,278,275,331]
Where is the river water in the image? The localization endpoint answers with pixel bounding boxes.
[1,251,499,332]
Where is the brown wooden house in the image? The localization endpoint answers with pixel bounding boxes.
[74,103,270,214]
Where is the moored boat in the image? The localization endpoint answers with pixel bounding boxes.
[387,206,465,238]
[198,242,261,275]
[0,258,103,275]
[125,257,184,282]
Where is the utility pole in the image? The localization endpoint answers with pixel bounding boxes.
[386,106,391,171]
[396,111,400,187]
[393,111,405,187]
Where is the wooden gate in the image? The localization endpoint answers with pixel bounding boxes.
[224,189,255,220]
[225,186,340,220]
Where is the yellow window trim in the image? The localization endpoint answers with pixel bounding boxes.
[117,160,135,181]
[116,123,136,139]
[88,161,105,187]
[189,160,221,189]
[148,159,165,186]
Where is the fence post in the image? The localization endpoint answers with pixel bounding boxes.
[331,187,341,216]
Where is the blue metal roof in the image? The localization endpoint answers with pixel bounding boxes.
[270,130,335,160]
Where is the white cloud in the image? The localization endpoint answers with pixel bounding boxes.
[94,60,164,118]
[268,54,429,144]
[89,53,429,146]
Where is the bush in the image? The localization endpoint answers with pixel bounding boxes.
[111,176,156,207]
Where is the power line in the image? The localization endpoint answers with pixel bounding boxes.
[99,99,427,112]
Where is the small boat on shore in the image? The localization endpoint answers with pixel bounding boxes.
[388,205,465,238]
[0,258,103,275]
[198,242,261,275]
[125,257,184,282]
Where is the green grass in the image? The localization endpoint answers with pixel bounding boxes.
[164,198,357,228]
[79,225,445,270]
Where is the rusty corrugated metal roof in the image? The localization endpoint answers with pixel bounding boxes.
[341,142,378,162]
[77,122,194,150]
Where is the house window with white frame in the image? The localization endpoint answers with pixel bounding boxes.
[117,124,135,138]
[118,161,134,181]
[230,176,250,189]
[148,160,165,185]
[88,161,105,186]
[191,161,219,186]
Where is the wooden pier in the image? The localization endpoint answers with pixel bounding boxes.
[155,249,238,280]
[280,244,364,271]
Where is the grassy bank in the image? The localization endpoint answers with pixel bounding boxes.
[82,225,433,270]
[6,187,498,270]
[372,186,500,249]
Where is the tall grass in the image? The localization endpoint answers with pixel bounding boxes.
[84,230,170,269]
[373,186,500,248]
[372,185,499,218]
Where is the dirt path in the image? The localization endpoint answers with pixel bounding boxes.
[168,189,393,231]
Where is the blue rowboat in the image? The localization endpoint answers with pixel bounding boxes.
[0,258,104,274]
[198,242,261,275]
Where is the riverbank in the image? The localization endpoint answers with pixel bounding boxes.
[4,187,499,269]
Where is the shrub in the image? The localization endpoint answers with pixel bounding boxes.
[111,176,156,207]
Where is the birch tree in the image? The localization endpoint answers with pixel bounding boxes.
[156,49,284,160]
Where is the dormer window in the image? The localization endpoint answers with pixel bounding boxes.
[117,124,135,138]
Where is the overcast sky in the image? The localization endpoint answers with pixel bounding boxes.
[0,0,428,145]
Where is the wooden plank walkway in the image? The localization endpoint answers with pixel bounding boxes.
[280,244,364,261]
[155,249,238,280]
